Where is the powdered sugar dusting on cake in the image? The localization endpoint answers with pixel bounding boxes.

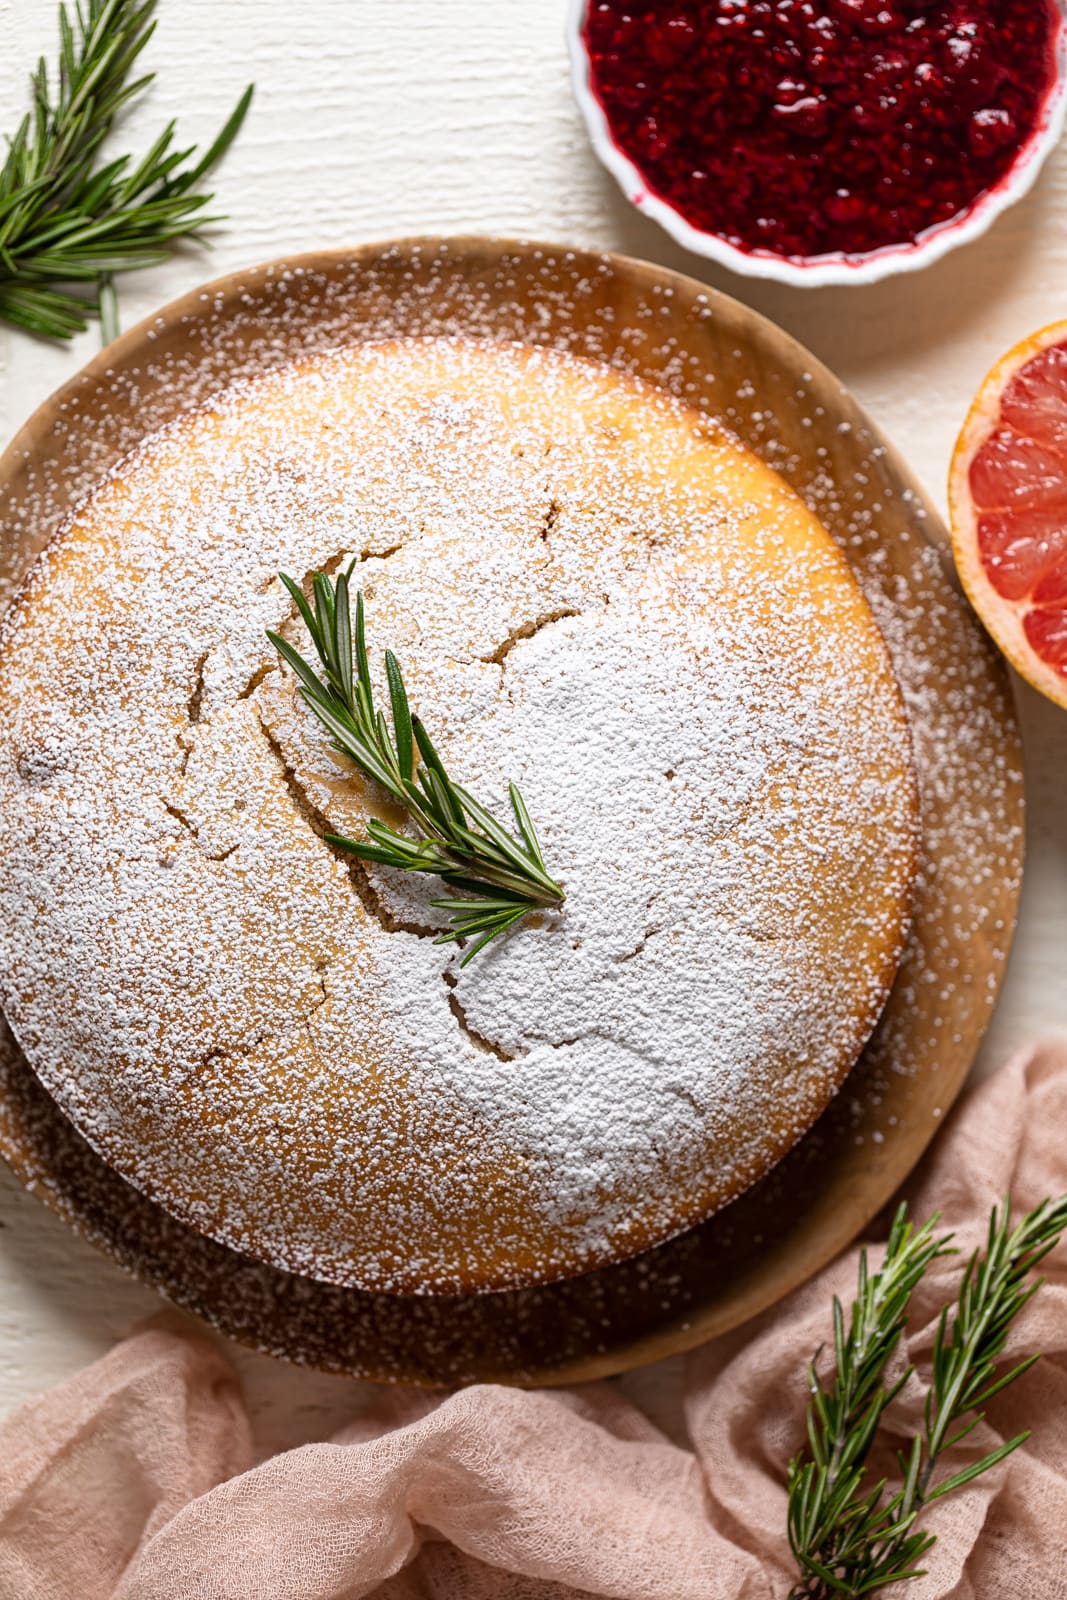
[0,334,918,1294]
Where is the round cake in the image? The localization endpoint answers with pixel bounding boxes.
[0,336,919,1294]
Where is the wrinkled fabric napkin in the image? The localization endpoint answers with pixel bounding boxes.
[2,1041,1067,1600]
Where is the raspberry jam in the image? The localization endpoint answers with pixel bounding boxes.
[583,1,1062,262]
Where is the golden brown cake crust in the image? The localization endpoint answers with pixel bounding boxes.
[0,337,919,1294]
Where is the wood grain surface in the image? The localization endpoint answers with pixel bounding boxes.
[0,0,1065,1449]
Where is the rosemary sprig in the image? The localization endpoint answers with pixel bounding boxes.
[267,566,565,965]
[787,1206,952,1598]
[788,1194,1067,1599]
[0,0,252,343]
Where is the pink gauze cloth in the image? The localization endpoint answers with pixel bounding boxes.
[2,1042,1067,1600]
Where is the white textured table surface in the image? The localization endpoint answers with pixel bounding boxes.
[0,0,1065,1454]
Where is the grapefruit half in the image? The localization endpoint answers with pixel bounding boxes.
[950,319,1067,710]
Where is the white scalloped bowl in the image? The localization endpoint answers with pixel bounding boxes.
[568,0,1067,289]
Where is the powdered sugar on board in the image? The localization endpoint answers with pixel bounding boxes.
[0,333,917,1294]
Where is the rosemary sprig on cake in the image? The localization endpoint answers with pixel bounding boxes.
[788,1194,1067,1598]
[0,0,252,343]
[267,566,565,964]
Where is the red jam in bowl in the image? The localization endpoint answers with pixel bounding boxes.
[582,0,1062,262]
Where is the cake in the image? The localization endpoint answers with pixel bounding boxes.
[0,336,919,1294]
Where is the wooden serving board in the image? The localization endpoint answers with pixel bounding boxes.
[0,239,1023,1384]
